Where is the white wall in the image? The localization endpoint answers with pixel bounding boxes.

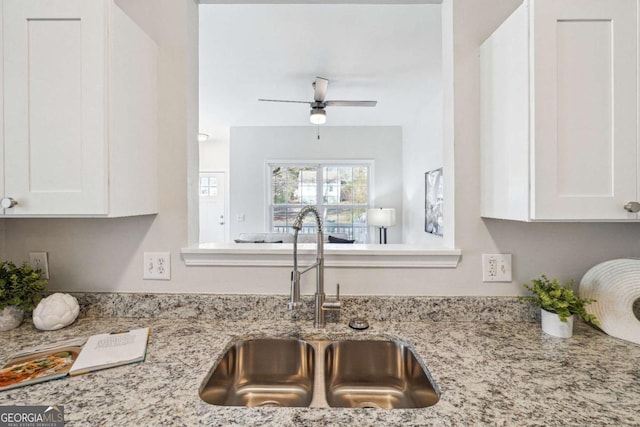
[199,139,229,171]
[229,126,403,243]
[3,0,640,297]
[401,4,443,245]
[402,100,443,244]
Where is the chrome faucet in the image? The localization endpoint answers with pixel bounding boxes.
[289,206,341,328]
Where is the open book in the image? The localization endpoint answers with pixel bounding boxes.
[0,327,150,391]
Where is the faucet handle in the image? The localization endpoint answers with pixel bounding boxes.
[323,283,341,310]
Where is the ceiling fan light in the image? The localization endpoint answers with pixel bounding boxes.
[309,108,326,125]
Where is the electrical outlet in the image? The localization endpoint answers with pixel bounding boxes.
[482,253,512,282]
[29,252,50,279]
[143,252,171,280]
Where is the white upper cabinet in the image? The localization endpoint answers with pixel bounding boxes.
[481,0,638,221]
[1,0,158,217]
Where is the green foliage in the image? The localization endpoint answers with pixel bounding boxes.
[272,166,303,204]
[519,275,600,326]
[0,261,48,312]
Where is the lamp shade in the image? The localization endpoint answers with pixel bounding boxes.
[367,208,396,227]
[309,108,327,125]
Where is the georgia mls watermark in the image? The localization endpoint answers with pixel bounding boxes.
[0,406,64,427]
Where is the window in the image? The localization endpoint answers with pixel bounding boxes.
[269,162,371,242]
[200,175,218,197]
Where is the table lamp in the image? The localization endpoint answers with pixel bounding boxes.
[367,208,396,244]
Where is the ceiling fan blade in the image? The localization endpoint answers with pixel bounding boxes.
[258,98,312,104]
[325,100,377,107]
[258,98,313,105]
[313,77,329,102]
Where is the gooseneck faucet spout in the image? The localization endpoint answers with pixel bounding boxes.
[289,206,340,328]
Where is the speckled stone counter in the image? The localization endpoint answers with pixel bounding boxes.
[1,295,639,426]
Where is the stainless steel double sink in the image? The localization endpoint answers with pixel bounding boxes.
[199,338,440,409]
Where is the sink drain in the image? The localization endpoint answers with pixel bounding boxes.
[349,318,370,330]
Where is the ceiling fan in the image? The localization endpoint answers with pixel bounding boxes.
[258,76,377,125]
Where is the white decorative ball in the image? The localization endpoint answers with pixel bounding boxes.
[32,293,80,331]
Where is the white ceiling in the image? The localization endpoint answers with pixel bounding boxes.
[198,4,442,134]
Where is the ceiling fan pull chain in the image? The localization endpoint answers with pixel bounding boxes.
[317,124,321,140]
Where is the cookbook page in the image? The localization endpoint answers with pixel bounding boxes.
[0,340,85,392]
[69,327,150,375]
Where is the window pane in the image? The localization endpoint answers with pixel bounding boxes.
[338,167,354,205]
[199,176,209,196]
[323,185,338,204]
[353,207,367,225]
[353,185,367,204]
[353,167,368,204]
[300,168,317,204]
[352,226,367,243]
[325,167,338,182]
[210,178,218,197]
[287,167,302,204]
[285,176,300,204]
[272,206,288,232]
[338,167,353,183]
[272,166,287,204]
[324,207,357,240]
[324,207,338,228]
[338,209,353,224]
[272,206,304,233]
[323,167,338,204]
[340,183,353,204]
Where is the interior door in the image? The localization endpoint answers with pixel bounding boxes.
[199,172,227,243]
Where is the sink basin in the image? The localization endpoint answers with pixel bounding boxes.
[324,340,439,409]
[200,338,439,409]
[199,338,315,407]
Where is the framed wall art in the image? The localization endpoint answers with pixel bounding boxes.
[425,167,443,236]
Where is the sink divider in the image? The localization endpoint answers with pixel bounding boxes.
[308,340,331,408]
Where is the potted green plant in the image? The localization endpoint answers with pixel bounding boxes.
[0,261,48,331]
[519,275,600,338]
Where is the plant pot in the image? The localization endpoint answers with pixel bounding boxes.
[0,305,24,331]
[541,308,574,338]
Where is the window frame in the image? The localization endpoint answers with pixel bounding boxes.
[266,159,375,242]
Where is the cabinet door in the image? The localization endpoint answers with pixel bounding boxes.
[532,0,638,220]
[3,0,107,215]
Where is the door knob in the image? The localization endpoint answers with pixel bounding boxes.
[0,197,18,209]
[624,202,640,213]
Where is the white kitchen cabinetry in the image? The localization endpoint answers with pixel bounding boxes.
[481,0,638,221]
[0,0,158,217]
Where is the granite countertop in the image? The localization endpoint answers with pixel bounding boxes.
[1,295,639,426]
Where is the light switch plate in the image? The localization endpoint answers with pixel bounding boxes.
[482,253,512,282]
